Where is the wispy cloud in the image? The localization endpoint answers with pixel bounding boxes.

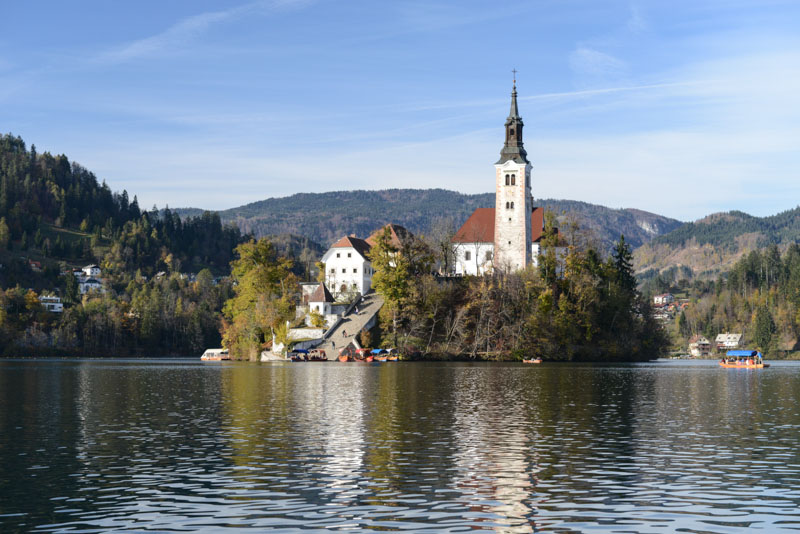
[96,0,311,64]
[569,46,628,80]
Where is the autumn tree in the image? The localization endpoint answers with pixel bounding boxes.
[221,238,297,360]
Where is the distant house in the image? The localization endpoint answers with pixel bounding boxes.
[653,293,675,306]
[28,260,42,272]
[82,264,101,278]
[38,295,63,313]
[80,278,104,294]
[688,335,711,358]
[715,332,742,351]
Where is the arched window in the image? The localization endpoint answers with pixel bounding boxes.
[511,202,515,209]
[505,202,510,209]
[510,128,515,136]
[505,174,510,186]
[511,174,516,186]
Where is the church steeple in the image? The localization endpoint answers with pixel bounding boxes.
[497,74,529,164]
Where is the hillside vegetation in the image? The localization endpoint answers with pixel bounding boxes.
[176,190,682,251]
[635,207,800,283]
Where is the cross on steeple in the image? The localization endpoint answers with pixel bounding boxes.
[512,68,517,85]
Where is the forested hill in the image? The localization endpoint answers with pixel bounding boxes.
[634,207,800,283]
[0,133,243,282]
[177,190,682,251]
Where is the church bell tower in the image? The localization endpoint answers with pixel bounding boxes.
[494,75,533,272]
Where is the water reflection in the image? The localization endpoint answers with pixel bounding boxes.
[1,359,800,532]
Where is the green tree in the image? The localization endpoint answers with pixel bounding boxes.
[369,227,411,347]
[221,239,296,360]
[752,305,776,353]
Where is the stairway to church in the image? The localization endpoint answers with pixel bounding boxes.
[315,292,384,357]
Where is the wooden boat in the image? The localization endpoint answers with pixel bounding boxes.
[522,358,542,364]
[720,350,770,369]
[201,348,230,361]
[308,349,327,361]
[338,346,356,362]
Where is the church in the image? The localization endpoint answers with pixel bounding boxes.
[451,80,550,276]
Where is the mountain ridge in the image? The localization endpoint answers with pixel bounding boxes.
[174,189,683,251]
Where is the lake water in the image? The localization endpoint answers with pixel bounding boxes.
[1,359,800,533]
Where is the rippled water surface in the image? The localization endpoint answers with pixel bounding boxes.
[2,359,800,532]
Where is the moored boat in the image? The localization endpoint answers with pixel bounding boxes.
[522,358,542,364]
[720,350,769,368]
[201,348,230,361]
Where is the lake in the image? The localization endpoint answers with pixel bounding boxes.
[1,359,799,533]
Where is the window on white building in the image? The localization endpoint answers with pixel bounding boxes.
[353,268,357,273]
[510,202,514,209]
[485,251,492,261]
[347,252,351,258]
[505,174,510,186]
[336,253,340,258]
[465,251,471,261]
[511,174,516,185]
[342,268,346,273]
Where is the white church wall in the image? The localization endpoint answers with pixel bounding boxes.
[454,242,495,276]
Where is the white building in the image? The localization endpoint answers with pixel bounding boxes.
[320,224,415,299]
[38,295,63,313]
[321,235,374,299]
[715,333,742,350]
[493,80,533,272]
[653,293,675,306]
[82,264,101,278]
[688,335,711,358]
[80,278,104,294]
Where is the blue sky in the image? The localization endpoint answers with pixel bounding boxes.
[1,0,799,221]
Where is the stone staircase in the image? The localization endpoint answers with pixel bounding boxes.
[316,292,384,355]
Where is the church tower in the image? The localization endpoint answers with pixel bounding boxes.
[493,77,533,272]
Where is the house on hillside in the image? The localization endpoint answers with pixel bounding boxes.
[39,294,63,313]
[688,335,711,358]
[80,278,104,294]
[654,293,675,306]
[82,264,101,278]
[715,332,742,351]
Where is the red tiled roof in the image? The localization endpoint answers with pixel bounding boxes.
[452,207,547,243]
[366,223,414,249]
[330,236,372,259]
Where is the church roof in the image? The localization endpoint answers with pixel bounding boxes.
[330,235,372,259]
[452,207,547,244]
[366,223,414,250]
[309,283,335,303]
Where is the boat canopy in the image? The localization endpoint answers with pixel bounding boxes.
[291,349,309,354]
[726,350,762,358]
[371,349,387,354]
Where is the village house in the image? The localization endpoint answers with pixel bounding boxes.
[38,294,63,313]
[715,332,742,351]
[653,293,675,306]
[80,278,104,294]
[82,264,101,278]
[688,335,711,358]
